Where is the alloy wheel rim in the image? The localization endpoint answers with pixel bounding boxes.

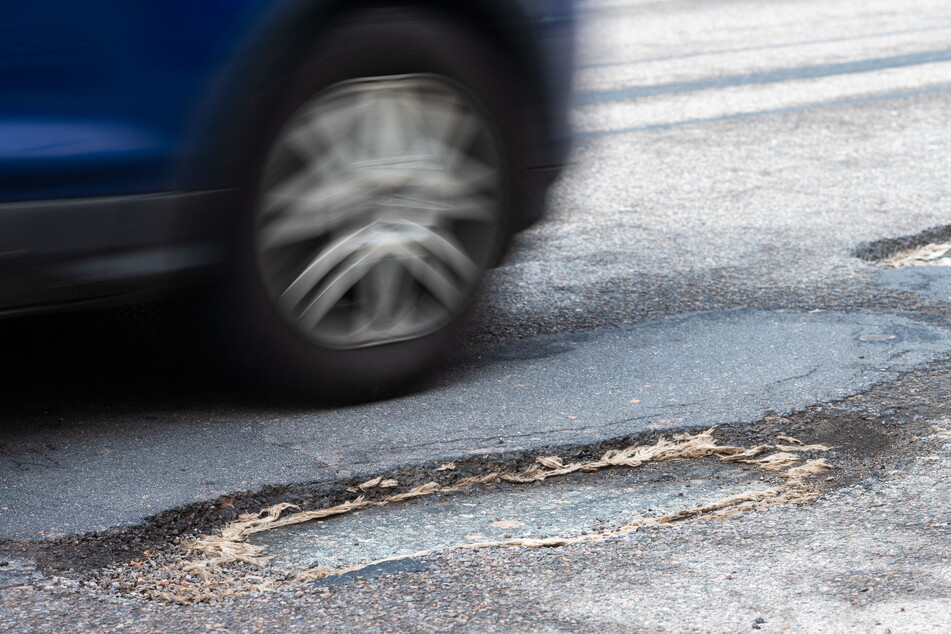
[255,75,503,349]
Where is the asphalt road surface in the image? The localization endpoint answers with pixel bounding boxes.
[3,0,951,631]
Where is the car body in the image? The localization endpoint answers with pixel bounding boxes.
[0,0,576,397]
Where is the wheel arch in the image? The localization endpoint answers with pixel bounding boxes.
[185,0,551,192]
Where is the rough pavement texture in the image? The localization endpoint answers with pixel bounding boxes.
[3,0,951,539]
[253,461,775,573]
[4,0,951,630]
[1,421,948,632]
[4,308,951,538]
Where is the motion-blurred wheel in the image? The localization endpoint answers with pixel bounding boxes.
[218,13,514,400]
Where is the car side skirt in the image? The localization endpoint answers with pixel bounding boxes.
[0,190,233,314]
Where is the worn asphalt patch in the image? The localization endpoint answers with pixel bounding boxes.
[252,462,776,576]
[878,267,951,305]
[5,416,946,632]
[64,428,831,605]
[3,308,951,539]
[3,327,949,616]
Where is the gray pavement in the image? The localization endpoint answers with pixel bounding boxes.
[4,308,950,539]
[4,421,948,633]
[3,0,951,630]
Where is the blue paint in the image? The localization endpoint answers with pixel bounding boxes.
[0,0,279,201]
[0,0,577,203]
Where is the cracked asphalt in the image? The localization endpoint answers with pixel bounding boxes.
[3,0,951,630]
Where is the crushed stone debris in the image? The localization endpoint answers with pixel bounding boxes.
[101,428,831,605]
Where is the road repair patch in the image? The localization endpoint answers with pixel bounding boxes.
[96,429,831,605]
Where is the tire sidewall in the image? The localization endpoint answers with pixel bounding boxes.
[222,9,521,400]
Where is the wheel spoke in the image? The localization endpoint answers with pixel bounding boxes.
[261,175,370,249]
[298,248,378,330]
[402,253,465,309]
[279,228,373,308]
[359,255,407,330]
[410,223,480,282]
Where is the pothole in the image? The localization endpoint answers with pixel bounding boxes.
[95,428,831,605]
[859,228,951,306]
[855,224,951,264]
[253,462,771,576]
[882,242,951,268]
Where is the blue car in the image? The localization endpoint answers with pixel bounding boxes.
[0,1,575,398]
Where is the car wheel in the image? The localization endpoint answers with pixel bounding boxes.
[215,11,517,400]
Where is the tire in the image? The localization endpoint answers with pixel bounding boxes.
[213,9,521,401]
